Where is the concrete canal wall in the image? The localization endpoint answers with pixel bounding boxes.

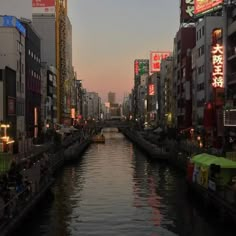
[120,128,236,224]
[0,130,93,235]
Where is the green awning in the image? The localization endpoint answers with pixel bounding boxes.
[191,153,236,169]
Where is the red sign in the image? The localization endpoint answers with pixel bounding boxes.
[150,51,171,73]
[180,0,195,23]
[32,0,55,13]
[212,43,224,88]
[32,0,55,7]
[149,84,155,96]
[134,60,139,76]
[194,0,223,15]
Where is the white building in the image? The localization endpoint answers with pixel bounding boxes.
[0,16,26,138]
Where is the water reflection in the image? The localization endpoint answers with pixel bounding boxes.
[16,130,234,236]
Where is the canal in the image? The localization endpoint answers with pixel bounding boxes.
[17,129,233,236]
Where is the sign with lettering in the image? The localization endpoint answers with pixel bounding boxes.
[149,84,155,96]
[212,43,224,88]
[150,51,171,73]
[180,0,195,23]
[32,0,55,14]
[194,0,223,16]
[134,59,149,76]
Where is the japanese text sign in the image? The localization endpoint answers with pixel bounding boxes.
[150,51,171,73]
[149,84,155,96]
[180,0,194,23]
[212,43,224,88]
[194,0,223,15]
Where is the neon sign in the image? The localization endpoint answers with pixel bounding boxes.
[149,84,155,96]
[212,43,224,88]
[134,59,149,76]
[150,51,171,73]
[194,0,223,15]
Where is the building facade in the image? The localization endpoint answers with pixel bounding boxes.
[21,19,42,139]
[0,16,26,138]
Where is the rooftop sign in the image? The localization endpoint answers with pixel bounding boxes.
[0,16,26,36]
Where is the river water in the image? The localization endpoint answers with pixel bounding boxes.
[18,129,233,236]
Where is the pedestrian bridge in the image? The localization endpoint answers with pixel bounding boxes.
[95,120,131,129]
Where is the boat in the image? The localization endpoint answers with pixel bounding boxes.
[92,134,105,143]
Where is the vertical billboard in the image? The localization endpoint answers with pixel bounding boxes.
[180,0,195,23]
[134,59,149,76]
[32,0,55,14]
[150,51,171,73]
[194,0,223,15]
[212,43,224,88]
[148,84,155,96]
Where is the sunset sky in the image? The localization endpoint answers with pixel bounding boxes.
[1,0,179,103]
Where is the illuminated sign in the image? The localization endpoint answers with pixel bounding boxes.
[149,84,155,96]
[134,59,149,76]
[134,60,139,76]
[194,0,223,15]
[150,51,171,73]
[180,0,195,23]
[32,0,55,14]
[212,43,224,88]
[71,108,75,119]
[0,16,26,36]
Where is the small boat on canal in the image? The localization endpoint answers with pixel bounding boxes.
[92,134,105,143]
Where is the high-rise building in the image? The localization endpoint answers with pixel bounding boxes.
[108,92,116,104]
[21,18,42,139]
[0,16,26,138]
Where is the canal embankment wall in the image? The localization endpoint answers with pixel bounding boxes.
[120,127,236,224]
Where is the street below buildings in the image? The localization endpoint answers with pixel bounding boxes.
[16,129,234,236]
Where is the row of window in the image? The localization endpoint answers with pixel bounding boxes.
[28,49,40,63]
[197,82,205,91]
[30,70,41,80]
[196,26,205,41]
[197,45,204,57]
[16,101,24,116]
[198,65,204,75]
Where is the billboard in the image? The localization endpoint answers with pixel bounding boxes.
[194,0,223,15]
[180,0,195,23]
[0,16,26,36]
[148,84,155,96]
[134,59,149,76]
[150,51,171,73]
[32,0,55,14]
[212,43,224,88]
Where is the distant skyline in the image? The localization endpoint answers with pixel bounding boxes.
[0,0,180,103]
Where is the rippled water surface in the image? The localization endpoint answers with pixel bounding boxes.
[18,129,234,236]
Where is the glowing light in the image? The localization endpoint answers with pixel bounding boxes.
[212,43,224,88]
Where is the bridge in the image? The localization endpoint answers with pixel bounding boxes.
[95,120,132,129]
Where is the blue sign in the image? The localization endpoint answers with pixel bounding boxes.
[1,16,26,36]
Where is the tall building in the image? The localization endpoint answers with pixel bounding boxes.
[192,16,224,147]
[0,16,26,138]
[108,92,116,104]
[41,63,57,128]
[159,57,174,128]
[173,26,196,130]
[86,92,101,120]
[21,18,42,139]
[32,0,70,124]
[32,14,56,67]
